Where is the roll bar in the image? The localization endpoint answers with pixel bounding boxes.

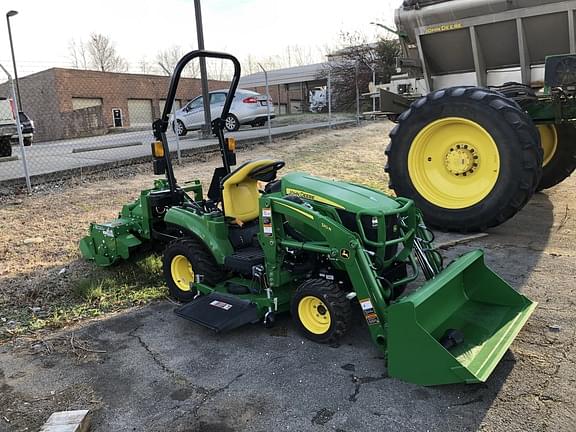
[151,50,242,197]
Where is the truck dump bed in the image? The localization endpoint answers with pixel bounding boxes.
[395,0,576,89]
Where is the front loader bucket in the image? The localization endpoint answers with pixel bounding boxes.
[386,250,536,386]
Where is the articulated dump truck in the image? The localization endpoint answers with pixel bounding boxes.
[382,0,576,232]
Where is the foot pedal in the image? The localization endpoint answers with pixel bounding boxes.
[174,292,259,333]
[224,247,264,276]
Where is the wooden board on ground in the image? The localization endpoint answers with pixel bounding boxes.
[39,410,91,432]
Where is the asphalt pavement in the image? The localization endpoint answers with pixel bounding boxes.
[1,179,575,431]
[0,121,351,183]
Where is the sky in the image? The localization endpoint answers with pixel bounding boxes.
[0,0,397,77]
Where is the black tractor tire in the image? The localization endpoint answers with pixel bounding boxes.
[175,120,187,136]
[0,139,12,158]
[291,279,352,344]
[162,238,225,302]
[386,86,542,232]
[536,123,576,191]
[224,114,240,132]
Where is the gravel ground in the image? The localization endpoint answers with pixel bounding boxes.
[0,122,387,339]
[0,120,574,431]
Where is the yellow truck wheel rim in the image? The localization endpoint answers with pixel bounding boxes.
[537,124,558,167]
[408,117,500,209]
[171,255,194,291]
[298,296,331,334]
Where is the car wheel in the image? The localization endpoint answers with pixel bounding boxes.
[23,138,32,146]
[174,120,187,137]
[224,114,240,132]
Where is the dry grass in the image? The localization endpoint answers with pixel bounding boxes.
[0,120,393,340]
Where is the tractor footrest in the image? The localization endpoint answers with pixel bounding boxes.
[224,247,265,276]
[174,292,259,333]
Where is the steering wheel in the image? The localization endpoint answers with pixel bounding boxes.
[249,161,285,182]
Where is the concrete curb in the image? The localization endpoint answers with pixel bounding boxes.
[0,120,356,193]
[0,155,18,163]
[72,141,143,153]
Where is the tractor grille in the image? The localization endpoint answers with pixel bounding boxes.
[336,209,399,260]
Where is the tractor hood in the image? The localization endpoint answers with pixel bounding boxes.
[280,172,400,213]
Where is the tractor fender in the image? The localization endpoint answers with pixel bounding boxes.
[163,207,233,265]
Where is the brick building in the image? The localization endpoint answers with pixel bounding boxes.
[0,68,227,142]
[239,63,328,115]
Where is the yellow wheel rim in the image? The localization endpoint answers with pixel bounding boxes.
[408,117,500,209]
[537,124,558,167]
[171,255,194,292]
[298,296,331,335]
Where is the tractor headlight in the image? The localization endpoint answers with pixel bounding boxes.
[371,216,379,228]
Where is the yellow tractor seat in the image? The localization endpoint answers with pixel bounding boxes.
[221,159,285,223]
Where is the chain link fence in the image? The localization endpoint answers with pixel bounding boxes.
[0,62,356,196]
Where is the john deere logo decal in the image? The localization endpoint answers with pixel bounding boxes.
[340,249,350,259]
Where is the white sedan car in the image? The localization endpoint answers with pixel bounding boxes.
[173,89,275,135]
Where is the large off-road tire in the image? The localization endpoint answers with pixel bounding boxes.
[162,238,225,302]
[0,139,12,158]
[291,279,352,344]
[386,86,542,232]
[536,123,576,191]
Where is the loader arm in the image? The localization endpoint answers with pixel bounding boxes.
[261,194,536,385]
[260,195,396,349]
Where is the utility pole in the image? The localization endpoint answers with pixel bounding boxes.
[6,10,22,111]
[194,0,211,138]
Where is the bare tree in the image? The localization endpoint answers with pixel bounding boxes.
[68,38,89,69]
[207,60,232,81]
[241,44,321,76]
[139,56,156,74]
[284,45,315,67]
[86,33,128,72]
[324,31,400,111]
[242,55,260,75]
[156,46,199,77]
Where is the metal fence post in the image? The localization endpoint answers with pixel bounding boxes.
[172,102,181,164]
[355,61,360,126]
[258,63,272,145]
[327,69,332,128]
[0,63,31,193]
[372,64,376,114]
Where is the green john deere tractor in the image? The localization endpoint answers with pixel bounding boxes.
[80,51,536,386]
